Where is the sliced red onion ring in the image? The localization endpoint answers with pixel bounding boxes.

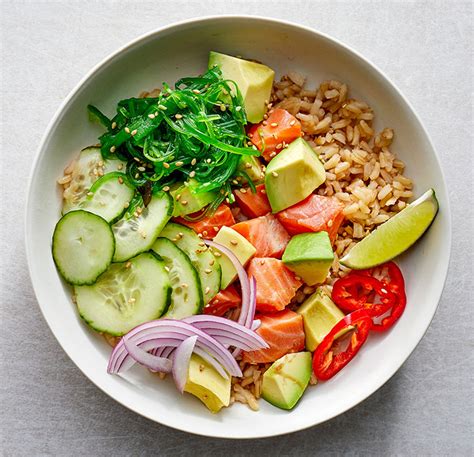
[123,337,172,373]
[245,276,257,328]
[172,336,197,393]
[204,240,250,327]
[108,320,242,377]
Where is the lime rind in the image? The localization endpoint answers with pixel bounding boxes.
[340,189,439,269]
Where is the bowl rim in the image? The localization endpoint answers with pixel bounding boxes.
[25,14,452,439]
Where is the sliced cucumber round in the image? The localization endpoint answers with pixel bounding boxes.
[160,222,221,303]
[52,210,114,285]
[78,172,134,223]
[62,147,126,214]
[151,238,203,319]
[75,252,171,335]
[112,191,173,262]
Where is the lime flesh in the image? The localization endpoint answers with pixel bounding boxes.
[340,189,439,269]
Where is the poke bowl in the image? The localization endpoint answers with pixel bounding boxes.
[25,16,450,438]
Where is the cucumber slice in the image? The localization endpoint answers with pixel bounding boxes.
[52,210,114,285]
[160,222,221,303]
[75,252,171,335]
[151,238,204,319]
[78,172,134,223]
[62,147,126,214]
[112,192,173,262]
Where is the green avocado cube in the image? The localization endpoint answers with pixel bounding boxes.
[262,352,312,410]
[213,226,256,288]
[265,138,326,213]
[297,288,345,351]
[282,232,334,285]
[170,179,217,217]
[208,51,275,123]
[184,354,231,413]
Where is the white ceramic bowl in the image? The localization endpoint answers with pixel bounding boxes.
[26,16,451,438]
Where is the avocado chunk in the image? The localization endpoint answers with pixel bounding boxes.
[237,155,264,183]
[282,232,334,285]
[297,288,345,351]
[262,352,312,410]
[184,354,231,413]
[170,179,217,217]
[265,138,326,213]
[213,226,256,288]
[208,51,275,123]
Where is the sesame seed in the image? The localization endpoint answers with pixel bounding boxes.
[197,233,203,238]
[109,146,116,153]
[125,127,130,134]
[98,169,104,176]
[202,230,208,237]
[262,121,268,126]
[295,276,302,281]
[220,104,226,112]
[276,143,282,149]
[191,158,197,166]
[158,104,167,110]
[240,188,247,194]
[163,162,170,169]
[118,164,123,170]
[162,186,170,191]
[205,287,210,294]
[154,111,159,116]
[248,133,253,138]
[164,266,170,272]
[178,232,184,238]
[175,194,181,201]
[209,259,215,266]
[327,219,333,227]
[205,269,212,274]
[259,259,265,265]
[182,283,188,288]
[245,163,252,169]
[118,177,124,184]
[181,200,188,206]
[206,158,212,163]
[136,207,143,214]
[148,113,155,119]
[183,181,189,187]
[111,122,117,129]
[131,129,137,136]
[232,179,239,185]
[189,171,196,178]
[175,113,183,119]
[225,198,230,204]
[213,251,221,257]
[213,226,219,232]
[125,262,132,268]
[289,120,296,126]
[271,171,279,178]
[133,157,140,162]
[133,211,139,218]
[264,99,269,104]
[87,191,94,197]
[235,106,242,112]
[128,297,136,303]
[137,166,146,172]
[269,152,277,158]
[230,240,238,246]
[124,202,130,208]
[260,189,266,194]
[270,122,278,127]
[192,89,200,94]
[176,161,184,167]
[135,173,139,179]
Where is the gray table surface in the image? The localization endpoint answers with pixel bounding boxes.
[1,1,473,455]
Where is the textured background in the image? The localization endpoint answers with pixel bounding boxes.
[1,1,473,455]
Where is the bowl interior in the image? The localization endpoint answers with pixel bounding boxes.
[26,16,450,438]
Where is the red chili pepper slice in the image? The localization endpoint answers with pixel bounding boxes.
[332,275,396,317]
[349,262,407,332]
[313,309,373,381]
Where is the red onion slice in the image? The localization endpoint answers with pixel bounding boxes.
[123,337,172,373]
[204,240,250,327]
[172,336,197,393]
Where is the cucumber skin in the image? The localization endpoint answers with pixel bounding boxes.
[76,251,172,336]
[52,210,115,286]
[112,191,174,263]
[153,238,204,317]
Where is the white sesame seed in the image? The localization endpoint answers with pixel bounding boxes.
[148,113,155,119]
[181,200,188,206]
[191,158,197,166]
[182,283,188,288]
[128,297,136,303]
[192,89,200,94]
[276,143,282,149]
[209,259,215,266]
[271,171,279,178]
[235,106,242,112]
[289,120,296,126]
[175,113,183,119]
[111,122,117,129]
[125,127,130,134]
[232,179,239,185]
[260,259,265,265]
[198,242,205,247]
[239,188,247,194]
[176,161,184,167]
[163,163,170,169]
[124,202,130,208]
[118,177,124,184]
[189,171,196,178]
[162,186,170,191]
[87,191,94,197]
[164,266,170,272]
[158,104,167,110]
[131,129,137,136]
[230,240,238,246]
[213,226,219,232]
[205,269,212,274]
[109,146,116,153]
[270,152,277,158]
[245,163,252,169]
[327,219,333,227]
[137,166,145,171]
[220,104,226,111]
[205,287,210,294]
[135,173,139,179]
[206,158,212,163]
[125,262,132,268]
[213,251,221,257]
[118,164,123,170]
[197,233,203,238]
[295,276,302,281]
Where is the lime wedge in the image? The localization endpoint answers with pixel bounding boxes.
[340,189,439,269]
